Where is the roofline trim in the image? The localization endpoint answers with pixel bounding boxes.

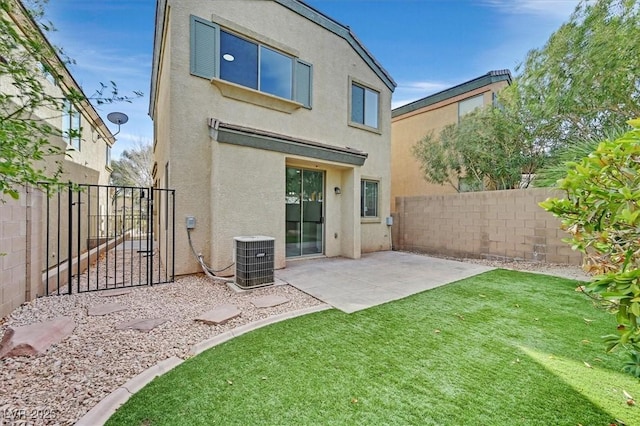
[392,70,512,118]
[274,0,396,92]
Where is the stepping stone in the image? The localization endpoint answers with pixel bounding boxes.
[116,318,168,332]
[98,289,132,298]
[195,304,241,325]
[87,303,128,316]
[250,295,290,308]
[0,317,75,359]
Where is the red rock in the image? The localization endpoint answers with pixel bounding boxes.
[195,304,241,325]
[0,317,75,358]
[115,318,168,332]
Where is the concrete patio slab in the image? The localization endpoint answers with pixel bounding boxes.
[275,251,494,313]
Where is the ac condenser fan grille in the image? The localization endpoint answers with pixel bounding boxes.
[234,236,275,289]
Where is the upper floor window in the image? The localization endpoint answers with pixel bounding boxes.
[458,94,484,120]
[190,15,312,108]
[106,144,111,168]
[350,81,379,129]
[38,62,55,85]
[62,100,81,151]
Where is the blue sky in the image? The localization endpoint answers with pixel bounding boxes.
[43,0,580,158]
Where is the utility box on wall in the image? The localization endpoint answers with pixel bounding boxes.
[234,236,275,289]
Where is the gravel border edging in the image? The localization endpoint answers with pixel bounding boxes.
[74,304,332,426]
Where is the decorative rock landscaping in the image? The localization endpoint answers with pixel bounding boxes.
[115,318,169,332]
[87,303,128,316]
[250,295,290,308]
[0,275,323,425]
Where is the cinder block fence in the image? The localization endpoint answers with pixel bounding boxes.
[391,188,582,265]
[0,186,44,319]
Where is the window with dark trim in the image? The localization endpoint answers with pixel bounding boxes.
[62,100,81,150]
[458,94,484,121]
[190,15,313,108]
[360,179,379,218]
[351,82,379,129]
[106,145,111,167]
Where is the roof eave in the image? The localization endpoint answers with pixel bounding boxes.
[392,70,512,118]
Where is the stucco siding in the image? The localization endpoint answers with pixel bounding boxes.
[155,0,393,275]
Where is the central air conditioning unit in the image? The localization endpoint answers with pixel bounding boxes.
[234,236,275,289]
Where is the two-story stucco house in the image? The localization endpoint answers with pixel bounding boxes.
[150,0,396,276]
[390,70,512,211]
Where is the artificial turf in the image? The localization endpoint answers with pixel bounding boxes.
[106,269,640,425]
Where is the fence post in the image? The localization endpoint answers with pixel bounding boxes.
[148,188,154,286]
[67,182,73,295]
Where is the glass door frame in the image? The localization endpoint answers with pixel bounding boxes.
[285,166,325,258]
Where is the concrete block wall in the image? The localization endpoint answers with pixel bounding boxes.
[392,188,582,265]
[0,186,44,319]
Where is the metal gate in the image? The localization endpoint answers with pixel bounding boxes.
[42,184,175,295]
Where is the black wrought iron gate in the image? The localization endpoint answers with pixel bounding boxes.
[43,184,175,295]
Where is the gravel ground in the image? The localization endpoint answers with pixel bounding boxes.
[0,254,590,425]
[0,275,323,425]
[455,257,591,281]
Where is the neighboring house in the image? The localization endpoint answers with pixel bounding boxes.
[150,0,396,276]
[390,70,512,211]
[0,0,115,317]
[1,0,115,186]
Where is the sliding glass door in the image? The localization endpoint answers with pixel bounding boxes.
[286,167,324,257]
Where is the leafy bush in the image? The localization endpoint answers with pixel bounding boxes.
[539,119,640,376]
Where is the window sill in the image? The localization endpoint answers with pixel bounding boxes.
[361,217,381,224]
[348,121,382,135]
[211,78,303,114]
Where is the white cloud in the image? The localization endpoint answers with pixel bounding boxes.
[482,0,582,19]
[392,80,452,109]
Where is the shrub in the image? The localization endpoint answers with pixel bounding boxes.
[539,119,640,375]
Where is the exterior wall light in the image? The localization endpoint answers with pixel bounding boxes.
[334,187,341,195]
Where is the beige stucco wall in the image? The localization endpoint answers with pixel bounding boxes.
[392,188,583,265]
[390,81,509,211]
[154,0,393,275]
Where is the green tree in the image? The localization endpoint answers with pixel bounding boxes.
[412,85,543,191]
[533,125,627,187]
[109,140,153,187]
[519,0,640,153]
[540,119,640,376]
[413,0,640,191]
[0,0,140,200]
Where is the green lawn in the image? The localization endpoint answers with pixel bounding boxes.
[107,270,640,425]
